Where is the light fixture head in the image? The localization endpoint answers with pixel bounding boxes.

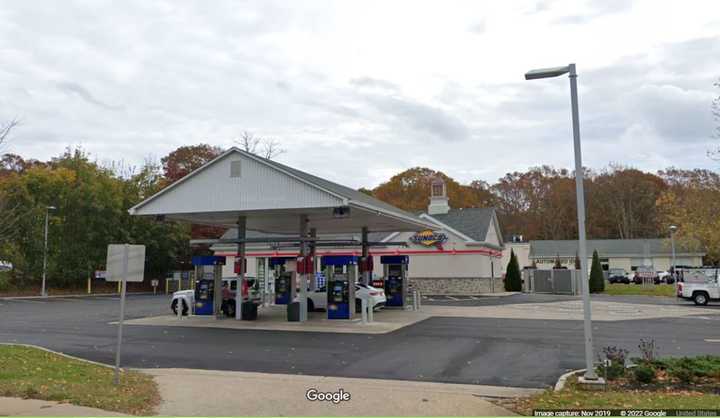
[525,65,570,80]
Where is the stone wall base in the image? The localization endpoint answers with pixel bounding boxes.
[408,277,502,295]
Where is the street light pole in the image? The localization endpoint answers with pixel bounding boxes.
[525,63,599,381]
[670,225,677,281]
[40,206,56,297]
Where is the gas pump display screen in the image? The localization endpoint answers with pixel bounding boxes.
[334,274,348,281]
[332,283,344,302]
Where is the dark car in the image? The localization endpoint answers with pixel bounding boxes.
[608,268,630,284]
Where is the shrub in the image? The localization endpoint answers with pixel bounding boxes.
[638,338,658,362]
[589,250,605,293]
[597,346,629,380]
[505,249,522,291]
[663,356,720,380]
[633,364,656,384]
[671,367,695,384]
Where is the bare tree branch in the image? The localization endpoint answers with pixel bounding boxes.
[234,131,285,160]
[0,118,20,150]
[262,138,286,159]
[237,131,261,154]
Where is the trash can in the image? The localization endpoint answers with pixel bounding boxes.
[287,301,301,322]
[241,301,258,320]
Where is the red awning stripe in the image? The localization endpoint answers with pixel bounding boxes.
[215,248,503,258]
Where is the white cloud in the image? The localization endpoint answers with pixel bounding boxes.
[0,0,719,189]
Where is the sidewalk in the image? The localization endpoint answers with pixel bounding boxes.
[0,396,127,416]
[147,368,537,416]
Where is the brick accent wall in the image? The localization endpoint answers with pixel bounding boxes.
[408,277,502,295]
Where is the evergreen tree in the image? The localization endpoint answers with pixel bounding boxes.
[589,250,605,293]
[553,253,563,269]
[505,249,522,291]
[574,253,581,269]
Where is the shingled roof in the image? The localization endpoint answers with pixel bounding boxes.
[425,207,501,244]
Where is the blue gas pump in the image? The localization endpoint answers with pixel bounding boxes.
[381,255,409,307]
[322,255,357,319]
[192,256,225,316]
[270,257,295,305]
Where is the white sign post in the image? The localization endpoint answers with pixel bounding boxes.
[106,244,145,385]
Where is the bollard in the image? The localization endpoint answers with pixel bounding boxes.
[87,278,91,294]
[361,298,368,324]
[412,290,419,311]
[368,301,374,323]
[117,281,121,294]
[177,299,183,321]
[417,290,422,310]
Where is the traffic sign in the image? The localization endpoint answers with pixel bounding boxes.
[106,244,145,282]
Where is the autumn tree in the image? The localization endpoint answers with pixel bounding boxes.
[492,166,578,240]
[587,166,666,239]
[372,167,494,213]
[161,144,223,184]
[657,168,720,263]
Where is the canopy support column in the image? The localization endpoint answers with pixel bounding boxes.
[309,227,317,290]
[361,226,370,285]
[235,216,246,320]
[298,215,309,322]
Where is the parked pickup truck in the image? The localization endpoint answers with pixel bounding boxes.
[677,268,720,306]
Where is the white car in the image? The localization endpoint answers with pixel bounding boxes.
[305,283,386,313]
[170,277,258,316]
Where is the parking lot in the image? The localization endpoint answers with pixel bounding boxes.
[1,293,719,389]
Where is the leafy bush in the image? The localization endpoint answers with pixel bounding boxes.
[664,356,720,380]
[671,367,695,384]
[633,364,656,384]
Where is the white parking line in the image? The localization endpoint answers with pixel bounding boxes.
[704,339,720,343]
[446,296,459,301]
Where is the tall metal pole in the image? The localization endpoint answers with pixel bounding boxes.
[569,64,598,380]
[41,208,50,297]
[670,227,676,281]
[114,244,128,385]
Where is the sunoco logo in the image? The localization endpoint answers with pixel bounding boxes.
[410,229,448,247]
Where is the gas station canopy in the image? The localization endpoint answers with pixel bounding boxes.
[129,148,435,234]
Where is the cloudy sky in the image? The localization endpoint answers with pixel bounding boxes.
[1,0,719,188]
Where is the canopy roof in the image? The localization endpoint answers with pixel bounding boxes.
[129,148,434,234]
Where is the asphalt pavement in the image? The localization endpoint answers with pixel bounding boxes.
[1,294,719,389]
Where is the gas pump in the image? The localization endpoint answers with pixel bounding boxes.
[322,256,357,320]
[191,256,226,316]
[271,257,295,305]
[381,255,409,307]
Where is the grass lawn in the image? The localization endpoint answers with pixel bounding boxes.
[0,345,159,415]
[603,283,676,297]
[508,376,720,414]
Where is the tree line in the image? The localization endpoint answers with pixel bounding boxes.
[363,165,720,264]
[1,143,718,291]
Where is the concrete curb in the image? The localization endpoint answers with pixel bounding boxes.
[0,342,118,370]
[554,368,585,391]
[0,291,157,300]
